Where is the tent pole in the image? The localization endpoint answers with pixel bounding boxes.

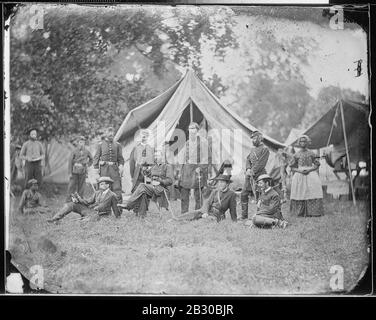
[340,100,356,205]
[190,100,193,124]
[326,103,339,147]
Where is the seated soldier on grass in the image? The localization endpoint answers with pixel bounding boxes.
[47,176,120,223]
[251,174,288,229]
[18,179,50,215]
[174,174,237,223]
[118,149,173,218]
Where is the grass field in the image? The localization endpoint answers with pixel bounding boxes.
[8,183,370,294]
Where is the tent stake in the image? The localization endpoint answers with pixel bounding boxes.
[340,100,356,206]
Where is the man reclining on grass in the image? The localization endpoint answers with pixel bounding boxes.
[251,174,288,229]
[18,179,50,215]
[173,174,237,223]
[47,176,120,223]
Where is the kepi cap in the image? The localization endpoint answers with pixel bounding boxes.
[214,174,233,183]
[256,174,272,183]
[250,131,262,138]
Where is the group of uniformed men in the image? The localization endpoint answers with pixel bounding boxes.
[18,123,288,229]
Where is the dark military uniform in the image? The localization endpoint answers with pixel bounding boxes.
[66,146,93,201]
[241,142,270,219]
[256,188,283,219]
[93,140,124,202]
[122,163,173,217]
[129,143,154,193]
[49,188,120,221]
[177,188,237,222]
[252,187,286,228]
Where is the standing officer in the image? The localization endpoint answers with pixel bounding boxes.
[129,129,154,193]
[66,136,93,202]
[240,131,270,220]
[19,128,45,189]
[93,127,124,203]
[177,122,210,214]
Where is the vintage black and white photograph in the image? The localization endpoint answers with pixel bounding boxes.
[4,3,370,294]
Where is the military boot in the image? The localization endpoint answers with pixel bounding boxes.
[47,203,73,223]
[241,202,249,220]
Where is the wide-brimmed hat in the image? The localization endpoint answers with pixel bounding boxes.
[256,174,272,183]
[214,174,233,183]
[27,179,38,186]
[97,176,114,184]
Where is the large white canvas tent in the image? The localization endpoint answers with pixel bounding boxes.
[115,69,285,193]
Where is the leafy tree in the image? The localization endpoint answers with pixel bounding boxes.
[159,7,237,79]
[229,75,312,141]
[10,6,162,142]
[10,5,237,145]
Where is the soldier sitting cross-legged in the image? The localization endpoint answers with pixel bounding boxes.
[251,174,288,229]
[18,179,50,215]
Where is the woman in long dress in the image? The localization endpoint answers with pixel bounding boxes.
[290,135,324,217]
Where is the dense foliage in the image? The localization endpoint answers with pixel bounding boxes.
[10,5,236,143]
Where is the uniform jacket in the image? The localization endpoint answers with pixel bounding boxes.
[203,188,237,222]
[256,188,283,220]
[68,147,93,175]
[244,143,270,190]
[147,163,173,209]
[93,140,124,169]
[145,163,173,188]
[79,189,120,217]
[129,143,154,188]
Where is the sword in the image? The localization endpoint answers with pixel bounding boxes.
[89,181,97,193]
[196,167,202,206]
[163,188,178,220]
[248,173,257,203]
